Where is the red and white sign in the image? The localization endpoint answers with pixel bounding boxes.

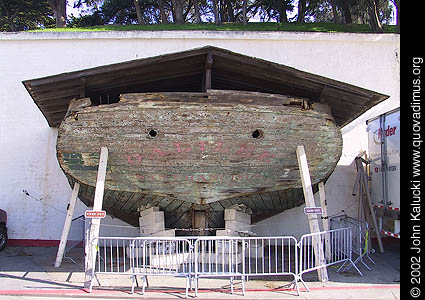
[381,230,400,239]
[374,204,400,211]
[304,207,323,215]
[85,210,106,219]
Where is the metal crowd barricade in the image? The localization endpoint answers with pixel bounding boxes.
[298,227,362,291]
[330,214,375,271]
[243,236,300,295]
[193,236,300,296]
[194,237,246,296]
[93,237,193,297]
[131,237,193,296]
[91,237,133,292]
[88,229,365,297]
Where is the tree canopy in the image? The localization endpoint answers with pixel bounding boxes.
[0,0,54,31]
[0,0,398,32]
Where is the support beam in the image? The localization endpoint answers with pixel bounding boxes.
[296,145,328,282]
[354,157,384,253]
[318,182,331,262]
[202,52,213,92]
[54,182,80,268]
[192,209,208,236]
[80,77,86,98]
[84,147,108,289]
[360,162,384,254]
[319,86,329,104]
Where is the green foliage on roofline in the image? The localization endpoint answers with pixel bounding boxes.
[30,22,397,33]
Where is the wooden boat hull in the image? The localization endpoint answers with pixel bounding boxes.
[57,91,342,229]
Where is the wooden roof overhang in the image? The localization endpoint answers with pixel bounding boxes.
[22,46,389,128]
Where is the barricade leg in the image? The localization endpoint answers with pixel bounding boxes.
[195,276,199,297]
[141,276,147,294]
[348,259,363,276]
[337,259,363,276]
[95,274,101,286]
[131,275,138,294]
[185,276,190,298]
[189,276,194,291]
[241,276,245,296]
[290,276,301,295]
[345,252,371,271]
[296,275,310,293]
[366,253,376,265]
[294,279,300,296]
[88,271,99,292]
[336,259,349,273]
[359,256,372,270]
[230,277,234,294]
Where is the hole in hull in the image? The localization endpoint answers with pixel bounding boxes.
[148,129,158,138]
[252,129,263,139]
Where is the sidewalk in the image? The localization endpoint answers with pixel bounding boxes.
[0,239,400,299]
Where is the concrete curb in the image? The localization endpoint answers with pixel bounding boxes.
[0,284,400,299]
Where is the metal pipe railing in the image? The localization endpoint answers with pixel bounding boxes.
[330,215,376,270]
[86,228,364,297]
[298,227,363,292]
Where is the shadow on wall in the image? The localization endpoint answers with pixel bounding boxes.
[252,161,362,239]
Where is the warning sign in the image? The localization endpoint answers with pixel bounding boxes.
[85,210,106,219]
[304,207,323,215]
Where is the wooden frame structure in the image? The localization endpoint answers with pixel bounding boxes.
[23,46,389,128]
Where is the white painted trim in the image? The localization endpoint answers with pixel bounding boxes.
[0,30,400,43]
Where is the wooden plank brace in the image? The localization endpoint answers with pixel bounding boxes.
[318,182,332,262]
[54,182,80,268]
[84,147,108,290]
[296,145,328,282]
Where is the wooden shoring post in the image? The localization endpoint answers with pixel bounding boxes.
[296,145,328,282]
[353,159,364,219]
[319,86,329,104]
[80,78,86,98]
[352,166,361,197]
[361,166,384,254]
[363,153,372,225]
[54,182,80,268]
[362,174,371,230]
[354,157,384,254]
[318,182,331,262]
[84,147,108,289]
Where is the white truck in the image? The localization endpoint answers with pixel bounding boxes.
[366,108,400,238]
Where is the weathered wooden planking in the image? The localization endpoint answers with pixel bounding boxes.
[57,91,342,205]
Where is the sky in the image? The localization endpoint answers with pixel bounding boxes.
[67,1,91,17]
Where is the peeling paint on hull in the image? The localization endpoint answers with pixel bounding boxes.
[57,91,342,229]
[57,91,342,206]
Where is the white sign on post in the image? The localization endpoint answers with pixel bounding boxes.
[85,210,106,219]
[304,207,323,215]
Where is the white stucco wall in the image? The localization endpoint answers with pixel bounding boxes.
[0,31,399,242]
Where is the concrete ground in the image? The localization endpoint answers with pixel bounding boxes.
[0,238,400,300]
